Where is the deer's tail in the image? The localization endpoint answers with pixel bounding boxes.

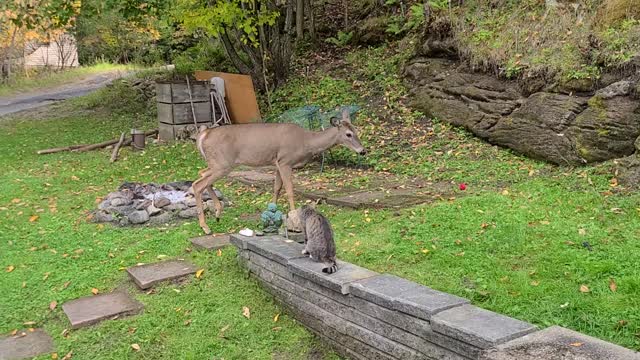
[322,259,338,274]
[196,130,208,160]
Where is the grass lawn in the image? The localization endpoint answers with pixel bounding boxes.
[1,41,639,359]
[0,63,134,97]
[0,99,338,359]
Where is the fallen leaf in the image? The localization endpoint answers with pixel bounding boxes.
[216,249,222,257]
[22,281,26,288]
[11,198,21,203]
[23,321,36,326]
[71,175,80,181]
[242,306,251,319]
[273,313,280,322]
[91,288,99,295]
[609,278,617,292]
[272,326,282,331]
[131,344,140,351]
[365,217,371,223]
[49,301,57,310]
[63,281,71,289]
[61,329,70,338]
[530,280,540,286]
[421,249,430,254]
[578,228,586,236]
[609,178,618,187]
[195,269,204,279]
[10,329,18,336]
[579,285,590,293]
[570,342,583,347]
[128,327,137,334]
[6,265,14,272]
[51,353,58,359]
[43,272,50,281]
[184,319,192,326]
[218,324,230,338]
[61,351,73,360]
[29,215,39,222]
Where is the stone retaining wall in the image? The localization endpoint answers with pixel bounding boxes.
[230,234,640,360]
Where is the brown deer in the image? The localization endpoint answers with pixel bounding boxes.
[193,109,366,234]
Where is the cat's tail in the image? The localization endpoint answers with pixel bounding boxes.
[322,260,338,274]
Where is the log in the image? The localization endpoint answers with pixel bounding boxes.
[37,144,89,155]
[72,129,158,153]
[110,132,126,163]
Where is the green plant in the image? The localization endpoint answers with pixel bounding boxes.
[325,31,353,46]
[565,65,601,80]
[428,0,449,11]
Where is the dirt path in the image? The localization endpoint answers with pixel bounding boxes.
[0,70,130,117]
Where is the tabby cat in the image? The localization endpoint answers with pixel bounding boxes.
[298,204,338,274]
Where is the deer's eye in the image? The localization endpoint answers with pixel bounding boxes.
[346,133,353,138]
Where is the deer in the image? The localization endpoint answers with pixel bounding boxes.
[193,109,366,234]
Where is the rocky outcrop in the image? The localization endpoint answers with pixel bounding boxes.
[405,50,640,166]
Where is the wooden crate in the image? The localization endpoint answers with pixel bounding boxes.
[156,81,213,141]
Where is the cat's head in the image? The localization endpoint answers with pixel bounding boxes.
[298,204,316,220]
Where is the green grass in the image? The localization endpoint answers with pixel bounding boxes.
[265,43,640,350]
[0,62,135,97]
[0,98,338,359]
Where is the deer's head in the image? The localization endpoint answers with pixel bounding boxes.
[330,109,367,156]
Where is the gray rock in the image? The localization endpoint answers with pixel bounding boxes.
[184,197,197,207]
[146,204,162,216]
[0,329,54,360]
[128,210,149,224]
[288,257,378,295]
[98,200,111,210]
[147,211,173,225]
[127,260,197,289]
[93,210,114,223]
[62,291,143,329]
[154,197,171,208]
[407,59,640,165]
[190,234,230,251]
[431,304,537,349]
[110,205,135,216]
[135,199,152,210]
[349,274,469,321]
[245,236,306,265]
[165,202,187,212]
[111,197,131,207]
[178,207,198,218]
[596,80,634,99]
[481,326,640,360]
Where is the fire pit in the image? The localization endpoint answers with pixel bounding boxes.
[93,181,227,226]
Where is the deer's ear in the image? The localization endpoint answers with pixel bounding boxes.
[342,109,351,123]
[330,116,341,127]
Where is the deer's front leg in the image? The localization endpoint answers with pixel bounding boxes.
[272,171,283,205]
[276,164,296,212]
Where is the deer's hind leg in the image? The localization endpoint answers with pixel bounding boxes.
[272,171,283,205]
[193,167,229,234]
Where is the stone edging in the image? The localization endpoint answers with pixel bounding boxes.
[230,234,640,360]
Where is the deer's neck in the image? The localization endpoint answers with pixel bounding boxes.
[305,127,340,156]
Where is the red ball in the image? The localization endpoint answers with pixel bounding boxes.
[459,183,467,191]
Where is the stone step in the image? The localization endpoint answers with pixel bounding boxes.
[62,291,143,329]
[127,260,197,290]
[190,234,230,251]
[0,329,53,360]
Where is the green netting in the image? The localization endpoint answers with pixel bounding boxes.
[273,105,360,130]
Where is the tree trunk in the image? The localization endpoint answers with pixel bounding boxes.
[306,0,316,42]
[296,0,304,41]
[343,0,348,28]
[1,27,18,79]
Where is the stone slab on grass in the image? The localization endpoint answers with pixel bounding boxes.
[0,329,53,360]
[62,291,143,329]
[432,304,537,349]
[288,257,378,295]
[190,234,230,251]
[127,260,197,289]
[245,236,306,266]
[349,274,469,321]
[481,326,640,360]
[326,189,432,209]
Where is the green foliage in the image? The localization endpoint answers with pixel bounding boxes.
[428,0,449,11]
[325,31,354,46]
[596,19,640,66]
[565,64,601,81]
[172,38,234,76]
[174,0,279,46]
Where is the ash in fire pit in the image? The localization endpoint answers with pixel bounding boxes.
[93,181,228,226]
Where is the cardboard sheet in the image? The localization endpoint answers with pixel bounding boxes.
[194,71,262,124]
